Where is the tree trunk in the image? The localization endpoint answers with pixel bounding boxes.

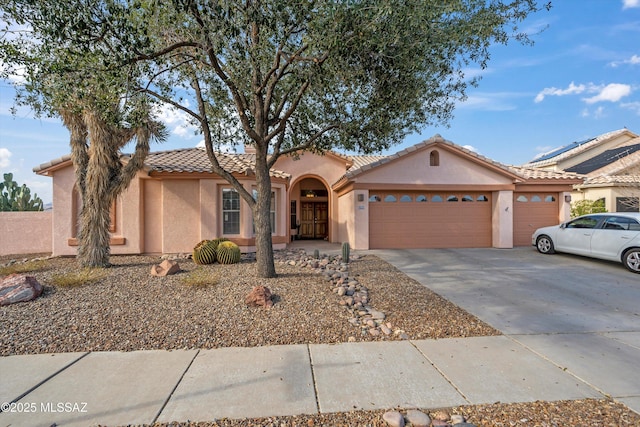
[254,148,276,278]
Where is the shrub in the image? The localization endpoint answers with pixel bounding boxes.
[50,268,108,287]
[0,259,48,276]
[571,199,606,218]
[181,268,219,287]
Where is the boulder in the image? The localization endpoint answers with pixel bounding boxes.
[245,285,273,308]
[150,260,181,277]
[0,274,44,306]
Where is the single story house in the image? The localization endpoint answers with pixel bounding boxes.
[523,128,640,213]
[34,134,582,256]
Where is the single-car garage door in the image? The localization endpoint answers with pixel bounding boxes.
[513,193,560,246]
[369,191,492,249]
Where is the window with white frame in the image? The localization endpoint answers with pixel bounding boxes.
[222,188,240,234]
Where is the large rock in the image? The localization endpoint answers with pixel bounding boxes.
[150,260,181,277]
[0,274,44,306]
[245,285,273,308]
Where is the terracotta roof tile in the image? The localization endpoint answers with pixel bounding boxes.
[507,166,584,181]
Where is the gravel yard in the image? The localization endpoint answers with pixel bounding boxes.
[2,250,639,426]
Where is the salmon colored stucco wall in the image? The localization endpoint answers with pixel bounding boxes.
[161,180,200,253]
[0,211,53,256]
[353,146,514,186]
[338,189,369,250]
[51,166,76,256]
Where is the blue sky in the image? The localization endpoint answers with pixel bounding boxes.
[1,0,639,204]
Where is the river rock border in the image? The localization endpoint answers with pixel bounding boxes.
[274,248,410,341]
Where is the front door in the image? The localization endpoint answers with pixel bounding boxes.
[300,202,328,239]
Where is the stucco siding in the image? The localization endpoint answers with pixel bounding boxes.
[143,179,163,254]
[162,180,200,253]
[354,148,513,186]
[0,211,52,256]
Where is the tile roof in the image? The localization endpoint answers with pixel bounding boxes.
[507,166,585,181]
[35,148,290,179]
[579,175,640,186]
[524,128,638,167]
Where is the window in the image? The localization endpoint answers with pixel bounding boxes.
[616,197,639,213]
[461,195,473,202]
[400,195,412,202]
[477,195,489,202]
[566,216,601,229]
[516,195,528,202]
[602,217,638,231]
[384,195,397,202]
[432,195,443,202]
[222,189,240,234]
[531,195,542,202]
[416,195,428,202]
[369,195,381,202]
[545,195,556,202]
[447,195,458,202]
[430,150,440,166]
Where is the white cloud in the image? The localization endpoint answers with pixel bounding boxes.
[462,145,479,153]
[623,0,640,9]
[154,102,200,139]
[534,82,586,103]
[583,83,632,104]
[458,93,518,111]
[609,54,640,67]
[621,101,640,115]
[0,147,12,169]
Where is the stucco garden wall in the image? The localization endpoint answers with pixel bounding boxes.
[0,211,53,256]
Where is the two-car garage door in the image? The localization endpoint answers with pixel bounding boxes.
[369,191,492,249]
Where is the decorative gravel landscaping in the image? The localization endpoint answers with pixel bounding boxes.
[2,250,639,426]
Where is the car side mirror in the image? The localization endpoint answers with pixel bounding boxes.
[560,223,567,229]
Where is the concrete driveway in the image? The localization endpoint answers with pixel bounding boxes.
[373,247,640,412]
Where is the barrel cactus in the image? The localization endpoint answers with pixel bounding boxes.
[216,241,241,264]
[192,240,217,265]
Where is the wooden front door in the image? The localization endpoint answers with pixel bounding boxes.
[300,202,328,239]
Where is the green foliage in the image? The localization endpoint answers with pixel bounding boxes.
[571,199,607,218]
[0,0,548,276]
[342,242,350,264]
[0,173,44,211]
[216,241,241,265]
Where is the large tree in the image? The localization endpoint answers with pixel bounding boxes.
[1,0,549,276]
[0,4,166,267]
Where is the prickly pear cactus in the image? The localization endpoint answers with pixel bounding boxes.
[0,173,44,211]
[216,241,241,264]
[193,240,217,265]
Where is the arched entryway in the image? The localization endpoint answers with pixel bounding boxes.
[290,176,330,240]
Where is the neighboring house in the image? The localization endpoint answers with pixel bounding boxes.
[34,134,581,256]
[523,129,640,213]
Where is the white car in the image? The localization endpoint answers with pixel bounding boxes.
[532,212,640,273]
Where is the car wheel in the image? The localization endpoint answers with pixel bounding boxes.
[536,235,555,254]
[623,249,640,273]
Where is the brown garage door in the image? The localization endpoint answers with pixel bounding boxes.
[513,193,560,246]
[369,192,492,249]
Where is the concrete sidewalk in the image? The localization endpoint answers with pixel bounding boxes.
[1,337,603,427]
